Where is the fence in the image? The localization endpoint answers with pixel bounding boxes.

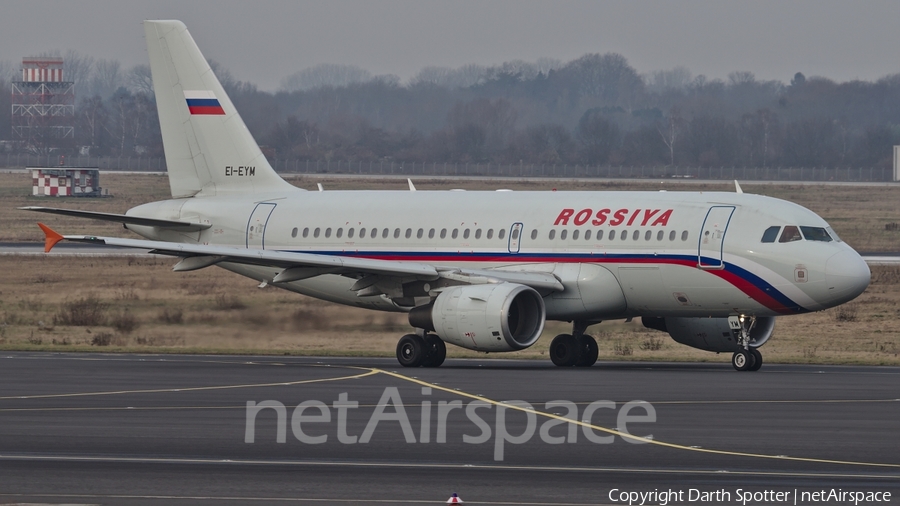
[1,154,894,182]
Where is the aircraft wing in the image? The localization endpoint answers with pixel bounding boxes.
[37,224,563,293]
[20,207,211,231]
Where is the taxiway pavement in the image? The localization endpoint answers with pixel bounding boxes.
[0,354,898,505]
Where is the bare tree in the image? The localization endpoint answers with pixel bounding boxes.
[658,108,684,166]
[127,64,153,95]
[280,64,372,92]
[89,59,123,98]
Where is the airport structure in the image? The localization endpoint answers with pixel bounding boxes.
[30,167,105,197]
[11,57,75,149]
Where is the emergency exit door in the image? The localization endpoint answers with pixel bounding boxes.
[698,206,734,269]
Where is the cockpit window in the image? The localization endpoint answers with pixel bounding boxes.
[779,226,802,243]
[800,226,833,242]
[761,226,780,243]
[826,226,842,242]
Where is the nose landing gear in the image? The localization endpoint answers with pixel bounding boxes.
[730,316,763,372]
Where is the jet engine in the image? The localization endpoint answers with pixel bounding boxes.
[642,316,776,352]
[408,283,545,352]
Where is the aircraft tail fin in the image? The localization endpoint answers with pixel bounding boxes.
[143,20,295,198]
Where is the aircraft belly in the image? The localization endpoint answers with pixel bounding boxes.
[216,263,400,311]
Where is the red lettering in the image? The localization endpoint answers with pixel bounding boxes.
[610,209,628,226]
[573,208,592,226]
[554,209,574,225]
[626,209,641,226]
[640,209,660,226]
[651,209,673,226]
[591,208,611,226]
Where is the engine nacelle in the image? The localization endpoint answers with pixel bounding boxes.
[642,316,776,353]
[409,283,545,352]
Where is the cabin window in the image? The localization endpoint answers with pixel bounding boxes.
[417,228,424,239]
[440,228,447,239]
[681,230,689,241]
[382,228,389,238]
[560,230,568,240]
[463,229,470,239]
[669,230,676,241]
[531,229,538,240]
[350,228,357,238]
[394,228,401,239]
[303,227,309,238]
[657,230,663,241]
[452,229,459,239]
[512,228,519,240]
[429,228,435,239]
[761,226,780,243]
[314,227,321,238]
[325,228,332,238]
[633,230,640,241]
[291,227,298,238]
[645,230,652,241]
[406,228,413,239]
[475,229,482,239]
[487,229,494,239]
[596,230,604,240]
[371,228,378,238]
[800,226,833,242]
[549,230,556,240]
[499,229,506,240]
[779,226,802,243]
[608,230,615,241]
[359,228,366,238]
[336,228,343,238]
[572,230,579,240]
[620,230,628,240]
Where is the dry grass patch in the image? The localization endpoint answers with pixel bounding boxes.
[0,254,897,365]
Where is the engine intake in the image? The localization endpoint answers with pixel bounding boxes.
[409,283,545,352]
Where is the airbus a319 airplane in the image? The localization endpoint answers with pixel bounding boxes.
[25,21,871,371]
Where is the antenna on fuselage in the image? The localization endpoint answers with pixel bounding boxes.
[734,180,743,194]
[408,178,417,191]
[317,183,324,192]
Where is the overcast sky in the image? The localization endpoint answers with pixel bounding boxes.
[1,0,897,91]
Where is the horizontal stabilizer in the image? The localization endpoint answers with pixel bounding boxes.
[20,207,211,231]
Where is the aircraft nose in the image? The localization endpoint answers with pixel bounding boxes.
[824,250,870,305]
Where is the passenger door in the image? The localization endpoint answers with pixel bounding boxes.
[246,202,276,249]
[508,222,523,254]
[698,206,735,269]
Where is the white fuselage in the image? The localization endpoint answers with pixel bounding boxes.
[128,188,870,322]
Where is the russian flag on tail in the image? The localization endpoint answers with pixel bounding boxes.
[184,90,225,115]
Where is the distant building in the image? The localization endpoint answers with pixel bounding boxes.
[30,168,106,197]
[12,57,75,150]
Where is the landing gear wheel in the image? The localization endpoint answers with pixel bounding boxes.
[575,335,599,367]
[550,334,579,367]
[749,348,763,371]
[396,334,426,367]
[731,350,753,371]
[422,334,446,368]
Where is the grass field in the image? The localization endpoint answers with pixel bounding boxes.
[2,171,899,365]
[0,255,897,366]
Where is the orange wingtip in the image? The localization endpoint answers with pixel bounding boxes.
[38,223,65,253]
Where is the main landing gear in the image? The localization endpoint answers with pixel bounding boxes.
[730,315,763,372]
[549,321,599,367]
[396,333,446,368]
